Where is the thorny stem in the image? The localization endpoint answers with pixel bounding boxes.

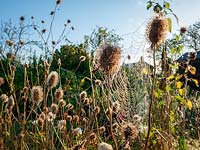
[145,46,156,150]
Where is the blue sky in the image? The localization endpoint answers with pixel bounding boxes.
[1,0,200,62]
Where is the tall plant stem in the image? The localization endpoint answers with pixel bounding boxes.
[107,72,118,150]
[145,46,156,150]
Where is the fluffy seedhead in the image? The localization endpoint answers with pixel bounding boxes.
[31,86,43,106]
[146,15,168,49]
[94,44,121,76]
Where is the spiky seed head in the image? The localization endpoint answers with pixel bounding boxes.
[47,112,56,121]
[43,107,49,114]
[73,115,79,123]
[83,98,90,106]
[57,58,61,66]
[47,71,59,88]
[23,87,29,93]
[66,103,73,110]
[39,112,46,120]
[6,53,12,58]
[0,94,8,103]
[56,0,62,5]
[37,118,44,128]
[180,26,187,34]
[95,79,101,86]
[0,77,4,86]
[31,86,43,106]
[79,91,87,100]
[94,106,100,114]
[58,99,66,107]
[7,95,15,110]
[94,44,121,76]
[51,103,59,114]
[98,142,113,150]
[6,40,13,46]
[121,123,138,140]
[19,40,24,45]
[58,120,66,130]
[146,15,169,49]
[20,16,25,21]
[55,87,63,100]
[98,126,106,133]
[82,117,87,125]
[66,115,72,122]
[79,56,86,62]
[112,101,120,113]
[88,132,96,141]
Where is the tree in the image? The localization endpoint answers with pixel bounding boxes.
[185,21,200,51]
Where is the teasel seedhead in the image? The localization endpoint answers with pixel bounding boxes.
[0,77,4,86]
[55,87,63,100]
[66,103,73,110]
[79,91,87,100]
[94,44,121,76]
[0,94,8,103]
[47,71,59,88]
[58,99,66,107]
[73,115,80,124]
[112,101,120,113]
[39,112,46,120]
[31,86,43,106]
[146,15,169,49]
[7,95,15,111]
[121,123,138,140]
[95,79,101,86]
[79,56,86,62]
[58,120,66,130]
[47,112,56,122]
[51,103,59,114]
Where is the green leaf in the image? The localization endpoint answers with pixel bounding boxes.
[167,17,172,32]
[164,2,170,9]
[175,35,179,41]
[177,45,184,53]
[175,95,185,104]
[170,48,175,54]
[166,85,172,91]
[146,1,152,10]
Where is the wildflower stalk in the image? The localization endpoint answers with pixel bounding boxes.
[145,46,156,150]
[107,72,118,150]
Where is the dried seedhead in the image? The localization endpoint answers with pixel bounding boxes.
[47,71,59,88]
[146,15,169,49]
[94,44,121,76]
[55,87,63,100]
[121,123,138,140]
[31,86,43,106]
[98,142,113,150]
